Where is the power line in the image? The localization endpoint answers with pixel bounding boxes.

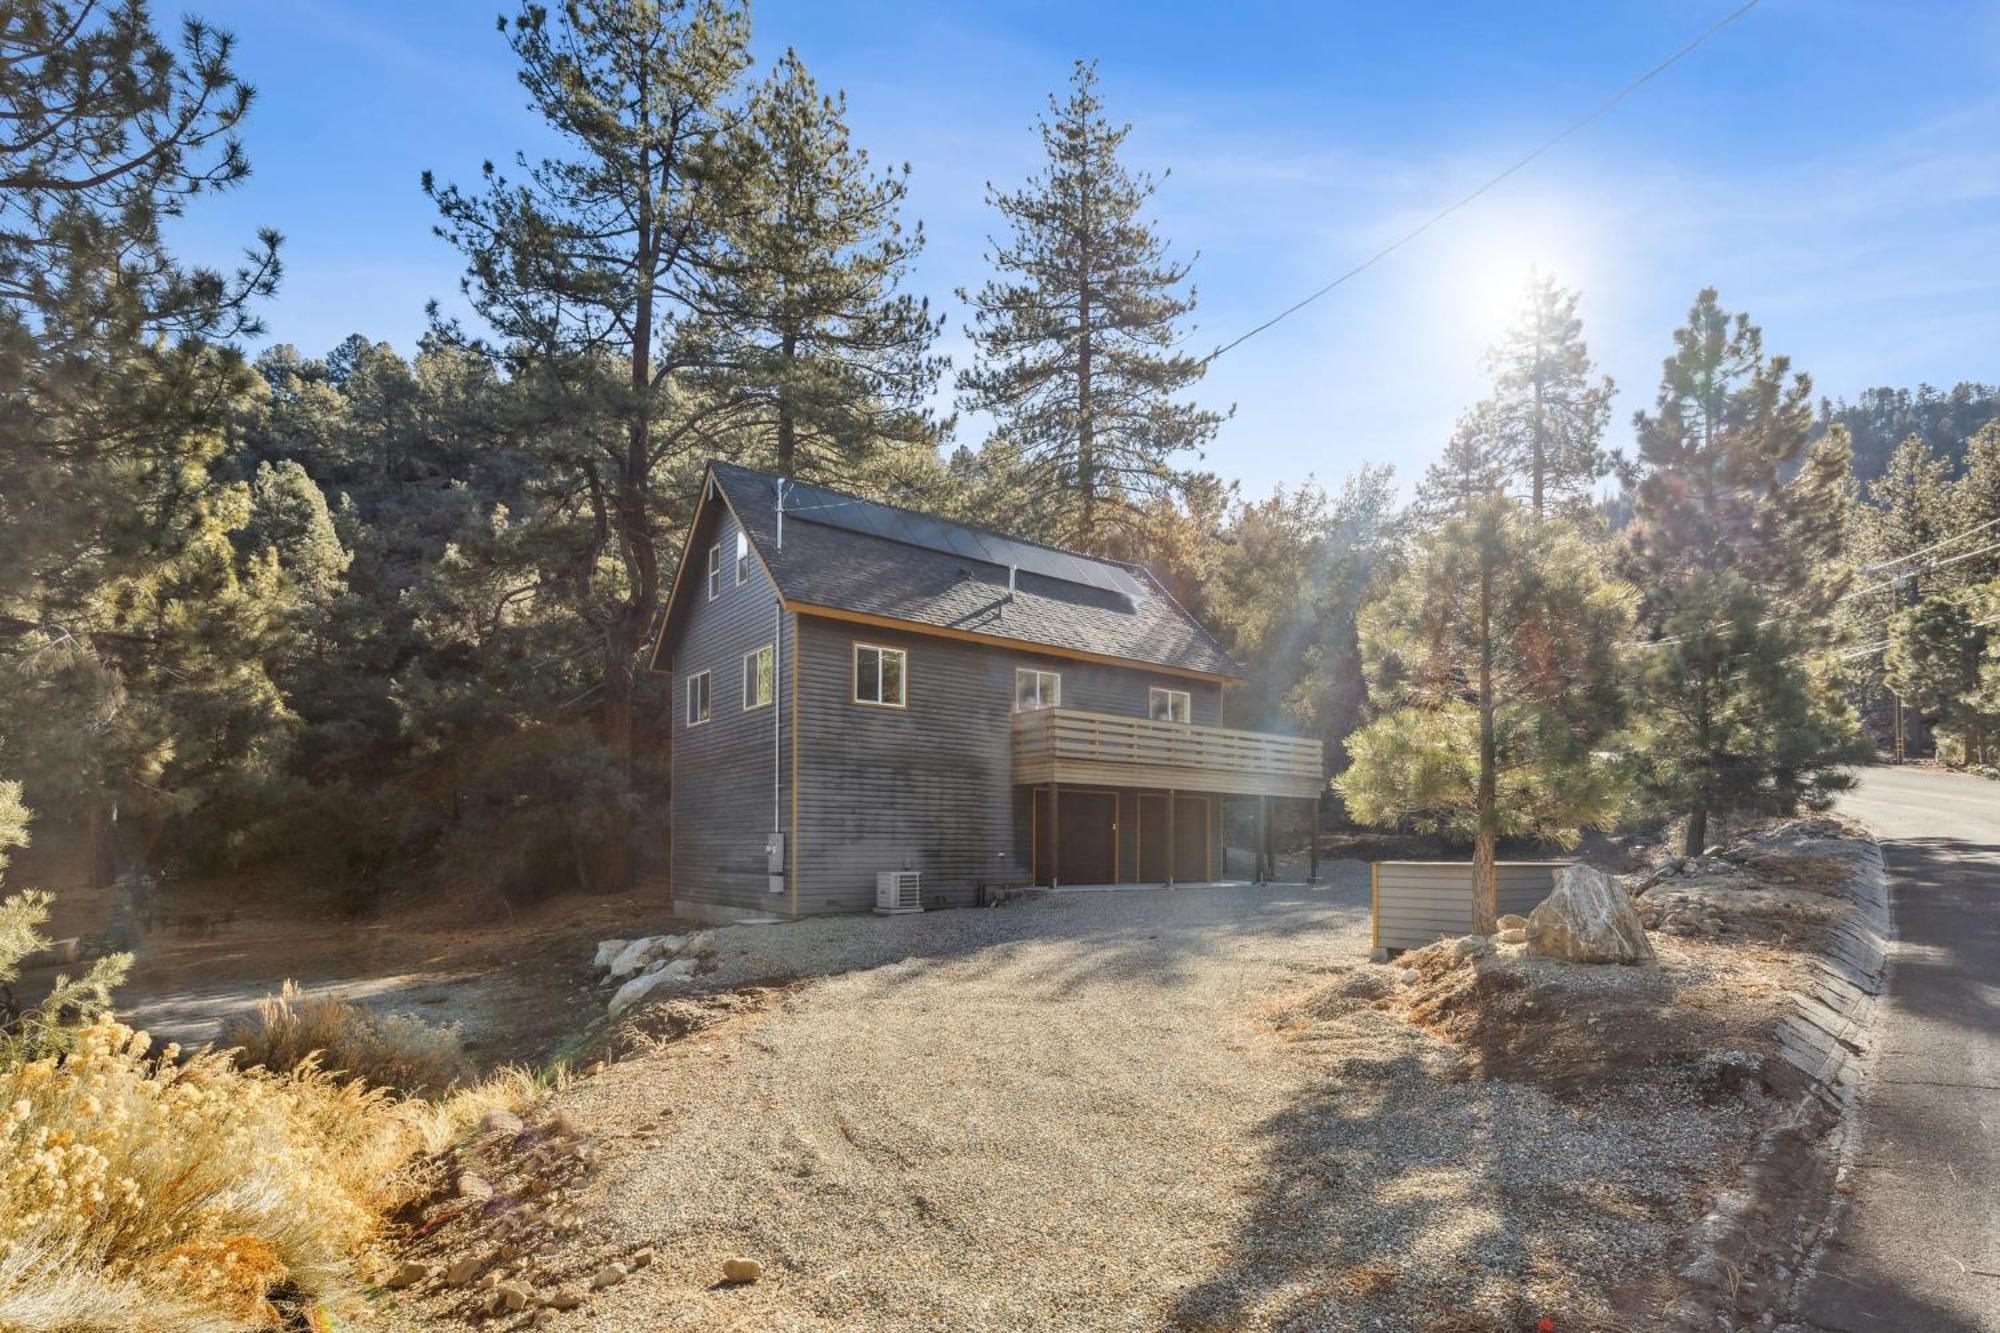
[1619,533,2000,653]
[1201,0,1766,365]
[1858,515,2000,577]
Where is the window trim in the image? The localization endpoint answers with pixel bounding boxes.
[1014,666,1062,713]
[742,642,774,711]
[1149,686,1192,724]
[685,669,712,727]
[705,543,722,600]
[851,641,908,709]
[734,530,751,586]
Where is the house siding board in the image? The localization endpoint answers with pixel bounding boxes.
[795,616,1225,911]
[668,504,791,915]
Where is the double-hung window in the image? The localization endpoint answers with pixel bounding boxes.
[685,669,712,726]
[743,643,774,710]
[705,544,722,600]
[735,531,751,586]
[1149,686,1191,724]
[853,643,907,707]
[1014,667,1061,712]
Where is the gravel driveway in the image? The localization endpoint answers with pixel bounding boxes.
[546,875,1361,1331]
[470,866,1758,1332]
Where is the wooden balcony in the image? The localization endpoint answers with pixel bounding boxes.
[1011,707,1324,799]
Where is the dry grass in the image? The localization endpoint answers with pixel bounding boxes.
[0,1019,544,1331]
[221,980,472,1096]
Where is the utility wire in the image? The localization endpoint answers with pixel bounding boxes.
[1201,0,1766,365]
[1857,514,2000,576]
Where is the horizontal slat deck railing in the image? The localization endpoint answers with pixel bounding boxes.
[1012,708,1324,799]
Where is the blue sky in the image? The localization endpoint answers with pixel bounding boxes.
[185,0,2000,498]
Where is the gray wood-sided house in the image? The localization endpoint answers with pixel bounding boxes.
[649,461,1325,921]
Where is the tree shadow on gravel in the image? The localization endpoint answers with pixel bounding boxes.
[1164,1050,1548,1333]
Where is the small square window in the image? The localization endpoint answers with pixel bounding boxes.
[705,544,721,600]
[743,643,774,710]
[853,643,907,707]
[1015,668,1061,712]
[735,531,751,586]
[1149,687,1191,724]
[685,670,711,726]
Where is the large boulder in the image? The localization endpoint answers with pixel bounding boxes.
[593,939,631,970]
[1527,863,1655,965]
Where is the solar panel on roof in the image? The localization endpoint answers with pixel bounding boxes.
[776,479,1147,602]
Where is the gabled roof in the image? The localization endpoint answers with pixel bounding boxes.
[654,460,1243,682]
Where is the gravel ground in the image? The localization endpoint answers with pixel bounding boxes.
[360,862,1802,1333]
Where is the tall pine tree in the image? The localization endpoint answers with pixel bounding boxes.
[0,0,288,876]
[426,0,757,883]
[956,60,1223,553]
[1482,271,1616,520]
[719,49,947,480]
[1624,290,1867,852]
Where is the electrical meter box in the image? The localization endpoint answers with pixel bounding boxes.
[765,832,786,874]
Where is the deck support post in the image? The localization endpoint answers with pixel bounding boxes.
[1308,797,1321,885]
[1255,795,1268,884]
[1048,779,1060,890]
[1166,789,1177,889]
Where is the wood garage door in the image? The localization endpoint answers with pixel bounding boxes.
[1138,794,1209,883]
[1032,789,1117,886]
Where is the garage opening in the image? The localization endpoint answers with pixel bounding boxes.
[1032,788,1117,886]
[1138,793,1209,883]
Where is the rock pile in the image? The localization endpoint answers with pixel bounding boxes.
[593,931,716,1016]
[1637,891,1729,938]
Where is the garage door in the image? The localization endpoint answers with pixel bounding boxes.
[1032,789,1117,886]
[1138,793,1209,883]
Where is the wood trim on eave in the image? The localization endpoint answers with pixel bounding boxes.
[785,601,1244,685]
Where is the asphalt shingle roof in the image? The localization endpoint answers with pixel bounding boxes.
[708,461,1243,680]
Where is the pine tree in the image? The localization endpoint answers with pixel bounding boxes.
[1414,403,1511,521]
[1856,435,1959,593]
[1483,271,1616,519]
[0,1,287,876]
[956,60,1223,553]
[1949,422,2000,587]
[426,0,758,883]
[1338,496,1633,929]
[1624,290,1867,852]
[719,50,948,480]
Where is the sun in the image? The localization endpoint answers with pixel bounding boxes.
[1437,201,1599,348]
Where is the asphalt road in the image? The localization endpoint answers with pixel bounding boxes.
[1800,765,2000,1331]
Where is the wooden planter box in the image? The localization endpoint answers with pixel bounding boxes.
[1370,860,1572,958]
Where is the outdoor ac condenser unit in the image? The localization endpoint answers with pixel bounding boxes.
[875,870,922,915]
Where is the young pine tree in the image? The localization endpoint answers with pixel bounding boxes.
[1624,290,1867,852]
[956,60,1224,553]
[1338,496,1633,930]
[720,50,948,480]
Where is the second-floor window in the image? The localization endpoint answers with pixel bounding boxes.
[735,530,751,585]
[853,643,907,707]
[705,543,722,599]
[685,669,711,726]
[1149,687,1191,724]
[1015,668,1061,712]
[743,643,774,710]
